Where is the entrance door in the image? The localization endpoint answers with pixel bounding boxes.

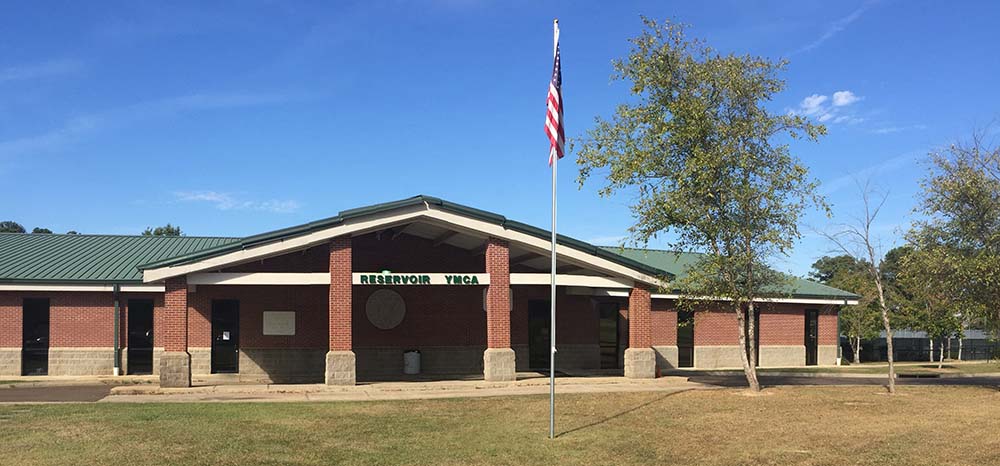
[127,299,154,375]
[805,309,819,366]
[211,300,240,373]
[598,302,620,369]
[677,310,694,368]
[22,298,49,376]
[528,300,550,370]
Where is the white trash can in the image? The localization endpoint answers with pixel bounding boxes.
[403,350,421,375]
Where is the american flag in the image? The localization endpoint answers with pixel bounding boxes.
[545,25,564,166]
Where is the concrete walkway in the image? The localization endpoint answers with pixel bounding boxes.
[103,376,708,403]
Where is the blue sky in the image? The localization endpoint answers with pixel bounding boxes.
[1,1,997,277]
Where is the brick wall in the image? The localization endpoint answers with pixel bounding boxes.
[163,277,188,352]
[628,287,652,348]
[819,307,839,345]
[329,236,352,351]
[0,293,21,347]
[694,309,740,345]
[0,292,114,347]
[186,285,329,349]
[485,237,510,349]
[758,304,805,345]
[354,285,485,347]
[651,299,677,346]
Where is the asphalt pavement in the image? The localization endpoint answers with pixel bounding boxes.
[0,385,113,403]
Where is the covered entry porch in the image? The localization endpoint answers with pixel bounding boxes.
[141,197,667,387]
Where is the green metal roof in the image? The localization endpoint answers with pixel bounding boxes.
[0,196,857,300]
[0,234,239,284]
[600,247,859,300]
[138,195,673,280]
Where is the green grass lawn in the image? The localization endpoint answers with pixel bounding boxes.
[1,386,998,466]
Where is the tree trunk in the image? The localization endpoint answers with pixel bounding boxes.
[854,336,862,365]
[958,337,963,361]
[946,336,952,361]
[938,338,945,369]
[735,303,760,392]
[929,338,934,362]
[874,278,896,394]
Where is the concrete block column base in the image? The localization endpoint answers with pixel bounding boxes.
[325,351,356,386]
[483,348,516,382]
[624,348,656,379]
[159,352,192,388]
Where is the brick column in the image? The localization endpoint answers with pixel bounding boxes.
[625,285,655,378]
[483,237,515,381]
[159,276,191,387]
[325,236,356,385]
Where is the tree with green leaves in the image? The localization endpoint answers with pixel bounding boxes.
[576,18,826,392]
[142,224,182,236]
[811,255,880,364]
[31,227,52,234]
[912,129,1000,338]
[0,221,26,233]
[895,244,964,368]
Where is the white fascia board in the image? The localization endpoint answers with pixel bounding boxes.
[143,202,669,287]
[422,207,665,287]
[649,293,858,306]
[510,273,633,288]
[143,204,428,282]
[187,273,328,286]
[0,283,165,293]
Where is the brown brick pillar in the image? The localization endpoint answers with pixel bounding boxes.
[159,276,191,387]
[483,237,515,381]
[325,236,356,385]
[628,286,652,348]
[625,285,655,378]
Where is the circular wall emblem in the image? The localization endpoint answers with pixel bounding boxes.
[366,289,406,330]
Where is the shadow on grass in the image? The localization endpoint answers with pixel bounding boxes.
[557,389,692,438]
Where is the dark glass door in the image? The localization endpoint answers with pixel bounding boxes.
[528,300,550,370]
[127,299,154,375]
[677,310,694,368]
[598,302,620,369]
[805,309,819,366]
[22,298,49,376]
[211,300,240,373]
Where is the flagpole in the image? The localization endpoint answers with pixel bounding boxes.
[549,17,559,441]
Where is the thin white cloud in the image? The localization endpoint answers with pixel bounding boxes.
[0,59,84,83]
[871,124,927,135]
[795,1,878,54]
[799,94,829,116]
[832,90,860,106]
[790,90,863,126]
[174,191,300,214]
[0,91,302,158]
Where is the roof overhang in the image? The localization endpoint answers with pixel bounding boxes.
[141,198,671,287]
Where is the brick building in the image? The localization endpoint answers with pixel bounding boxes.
[0,196,857,387]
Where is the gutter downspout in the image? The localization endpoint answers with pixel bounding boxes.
[113,284,121,376]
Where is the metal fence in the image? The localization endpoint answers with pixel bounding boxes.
[840,337,1000,363]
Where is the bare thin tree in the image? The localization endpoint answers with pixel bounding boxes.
[821,181,897,394]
